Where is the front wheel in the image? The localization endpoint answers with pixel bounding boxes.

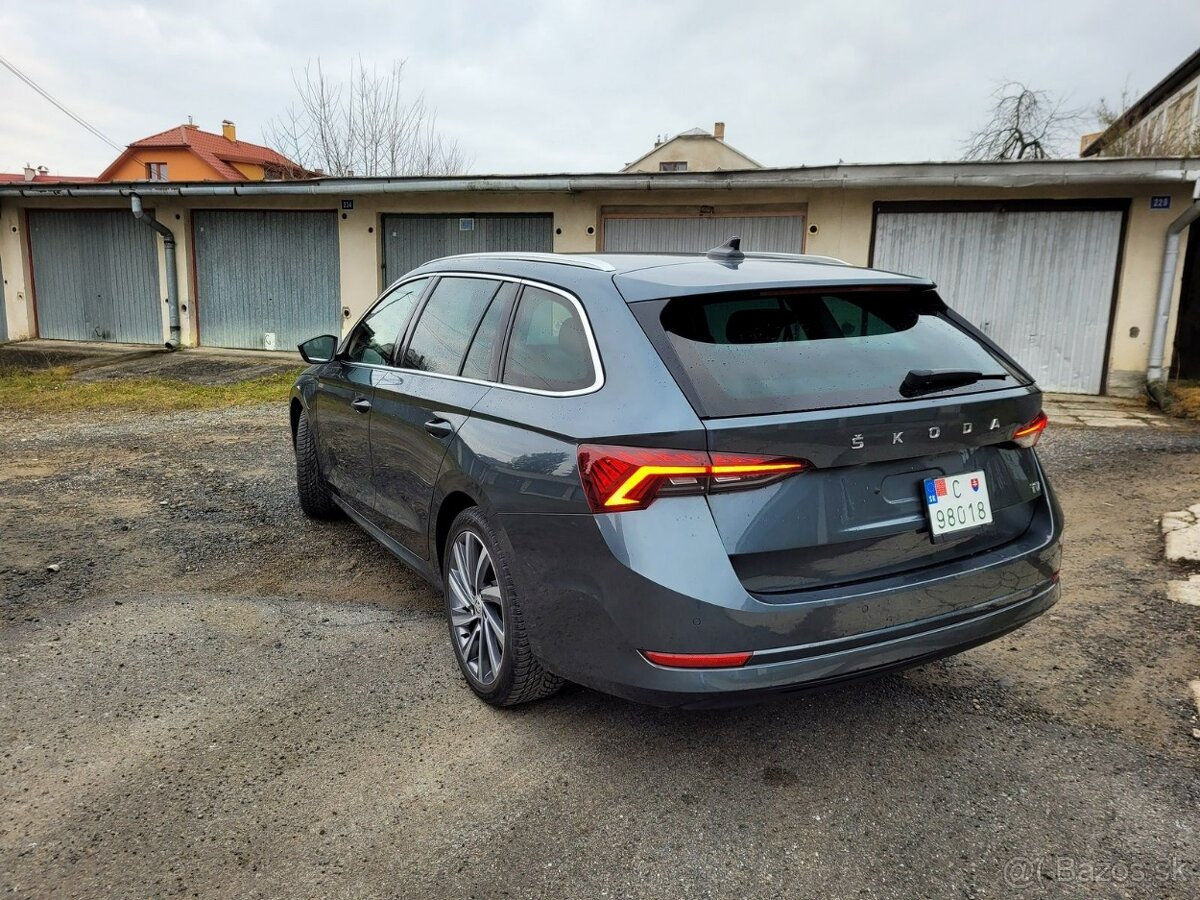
[443,507,563,706]
[294,409,340,519]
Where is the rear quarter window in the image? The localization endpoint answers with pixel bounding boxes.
[501,286,596,393]
[633,288,1021,417]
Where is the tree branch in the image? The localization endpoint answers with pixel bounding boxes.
[963,80,1083,161]
[264,57,471,177]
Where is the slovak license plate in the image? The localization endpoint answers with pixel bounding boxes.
[923,470,992,540]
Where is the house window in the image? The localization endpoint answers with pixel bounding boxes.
[146,162,168,181]
[659,161,687,172]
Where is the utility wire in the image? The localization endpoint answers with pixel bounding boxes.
[0,52,125,153]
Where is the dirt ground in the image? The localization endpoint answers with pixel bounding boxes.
[2,399,1199,898]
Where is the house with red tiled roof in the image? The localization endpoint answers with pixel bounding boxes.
[97,121,310,182]
[0,165,95,184]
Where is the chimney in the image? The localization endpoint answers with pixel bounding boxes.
[37,165,49,176]
[222,120,237,142]
[23,164,35,182]
[713,122,726,141]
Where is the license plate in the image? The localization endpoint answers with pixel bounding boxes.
[923,470,993,539]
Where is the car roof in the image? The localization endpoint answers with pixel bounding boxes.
[404,251,935,302]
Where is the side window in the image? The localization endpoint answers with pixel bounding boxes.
[502,287,596,392]
[343,278,430,365]
[460,282,517,381]
[402,277,501,375]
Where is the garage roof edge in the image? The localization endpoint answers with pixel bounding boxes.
[2,158,1197,198]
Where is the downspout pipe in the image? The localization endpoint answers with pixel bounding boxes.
[130,193,181,350]
[1147,180,1200,387]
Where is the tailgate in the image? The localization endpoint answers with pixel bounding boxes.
[704,389,1047,593]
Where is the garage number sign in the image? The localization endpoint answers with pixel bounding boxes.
[1150,196,1171,210]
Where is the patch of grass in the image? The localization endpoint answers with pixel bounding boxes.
[1160,380,1200,420]
[0,365,304,415]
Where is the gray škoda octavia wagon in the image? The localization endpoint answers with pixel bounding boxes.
[289,239,1061,708]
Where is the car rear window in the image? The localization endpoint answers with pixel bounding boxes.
[633,288,1020,417]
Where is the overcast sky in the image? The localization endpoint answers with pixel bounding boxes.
[2,1,1198,177]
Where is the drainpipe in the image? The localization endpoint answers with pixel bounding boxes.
[1147,179,1200,395]
[130,193,181,350]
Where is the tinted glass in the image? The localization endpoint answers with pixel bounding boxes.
[502,287,595,392]
[639,288,1017,417]
[459,282,516,380]
[343,278,430,365]
[403,278,501,375]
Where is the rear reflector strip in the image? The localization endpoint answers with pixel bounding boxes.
[642,650,753,669]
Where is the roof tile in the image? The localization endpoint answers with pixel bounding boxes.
[0,173,96,183]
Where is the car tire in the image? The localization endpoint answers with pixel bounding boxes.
[294,408,340,520]
[443,506,564,707]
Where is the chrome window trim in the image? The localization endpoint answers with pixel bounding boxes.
[338,271,605,398]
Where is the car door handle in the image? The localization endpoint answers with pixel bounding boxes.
[424,418,454,438]
[351,397,372,414]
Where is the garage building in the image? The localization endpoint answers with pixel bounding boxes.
[1,158,1196,397]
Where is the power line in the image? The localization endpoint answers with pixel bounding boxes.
[0,52,125,153]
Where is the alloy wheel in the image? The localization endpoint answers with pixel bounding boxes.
[448,530,505,685]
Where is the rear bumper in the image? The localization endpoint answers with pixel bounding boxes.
[497,482,1062,708]
[608,579,1057,708]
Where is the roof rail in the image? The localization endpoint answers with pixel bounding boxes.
[742,251,850,266]
[430,251,617,272]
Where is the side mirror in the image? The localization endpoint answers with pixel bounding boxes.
[298,334,338,364]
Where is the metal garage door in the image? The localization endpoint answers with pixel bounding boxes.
[603,214,806,253]
[872,203,1125,394]
[382,214,553,285]
[193,210,340,350]
[28,209,162,344]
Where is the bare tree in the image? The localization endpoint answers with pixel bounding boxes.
[266,59,470,177]
[963,81,1083,160]
[1089,84,1200,157]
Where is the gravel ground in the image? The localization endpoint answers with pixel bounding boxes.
[2,404,1199,899]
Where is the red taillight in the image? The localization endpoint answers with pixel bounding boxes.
[642,650,753,669]
[1013,411,1048,448]
[577,444,809,512]
[577,446,709,511]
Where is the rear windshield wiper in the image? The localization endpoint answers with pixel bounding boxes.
[899,368,1009,398]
